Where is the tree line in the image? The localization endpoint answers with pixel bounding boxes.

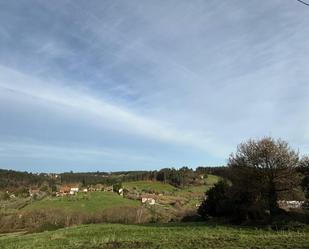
[0,165,226,194]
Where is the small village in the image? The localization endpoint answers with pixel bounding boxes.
[4,178,305,212]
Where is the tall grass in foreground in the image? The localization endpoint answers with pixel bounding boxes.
[1,223,309,249]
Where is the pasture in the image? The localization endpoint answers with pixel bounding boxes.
[22,192,139,213]
[176,174,221,199]
[123,181,177,193]
[1,223,308,249]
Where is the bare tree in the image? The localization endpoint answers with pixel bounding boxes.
[228,137,300,216]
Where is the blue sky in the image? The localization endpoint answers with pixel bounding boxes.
[0,0,309,172]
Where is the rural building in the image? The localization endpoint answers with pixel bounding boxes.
[141,195,156,205]
[58,184,80,196]
[70,187,79,195]
[278,200,304,209]
[29,188,40,197]
[58,186,71,196]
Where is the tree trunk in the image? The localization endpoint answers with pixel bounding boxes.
[268,182,278,217]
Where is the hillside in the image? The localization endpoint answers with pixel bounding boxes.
[0,169,53,190]
[123,174,220,194]
[0,175,223,234]
[1,223,308,249]
[180,174,220,191]
[123,181,177,193]
[22,192,139,213]
[20,175,220,215]
[204,174,221,185]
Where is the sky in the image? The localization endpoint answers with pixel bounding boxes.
[0,0,309,173]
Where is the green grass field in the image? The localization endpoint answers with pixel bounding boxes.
[22,192,139,213]
[205,174,221,185]
[176,174,221,198]
[1,223,308,249]
[123,181,177,193]
[12,176,221,219]
[123,175,220,195]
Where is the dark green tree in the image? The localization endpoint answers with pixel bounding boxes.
[113,183,123,193]
[198,180,231,218]
[299,156,309,199]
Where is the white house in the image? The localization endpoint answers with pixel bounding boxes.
[141,197,156,205]
[70,187,79,195]
[278,200,304,209]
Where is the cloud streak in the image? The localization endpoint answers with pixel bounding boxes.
[0,66,215,152]
[0,0,309,171]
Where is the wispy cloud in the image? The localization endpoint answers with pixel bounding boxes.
[0,141,160,163]
[0,0,309,171]
[0,65,215,151]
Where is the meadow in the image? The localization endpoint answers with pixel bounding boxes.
[123,175,220,195]
[1,222,308,249]
[177,175,221,196]
[22,192,139,213]
[123,181,177,193]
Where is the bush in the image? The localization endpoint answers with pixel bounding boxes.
[113,183,122,193]
[30,222,64,233]
[0,191,10,201]
[198,180,232,218]
[270,214,306,231]
[0,206,155,233]
[198,180,269,223]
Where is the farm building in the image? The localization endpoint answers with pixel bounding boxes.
[58,186,71,196]
[141,195,156,205]
[58,185,80,196]
[29,188,40,197]
[278,200,304,209]
[70,187,79,195]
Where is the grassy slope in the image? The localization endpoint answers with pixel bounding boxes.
[123,174,220,194]
[177,174,221,196]
[22,192,139,213]
[1,223,308,249]
[205,174,221,185]
[20,175,220,213]
[123,181,177,193]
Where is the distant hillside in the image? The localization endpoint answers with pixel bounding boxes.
[123,181,177,193]
[0,169,54,190]
[0,166,228,191]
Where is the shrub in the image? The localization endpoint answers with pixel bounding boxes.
[198,180,232,218]
[0,191,10,201]
[113,183,122,193]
